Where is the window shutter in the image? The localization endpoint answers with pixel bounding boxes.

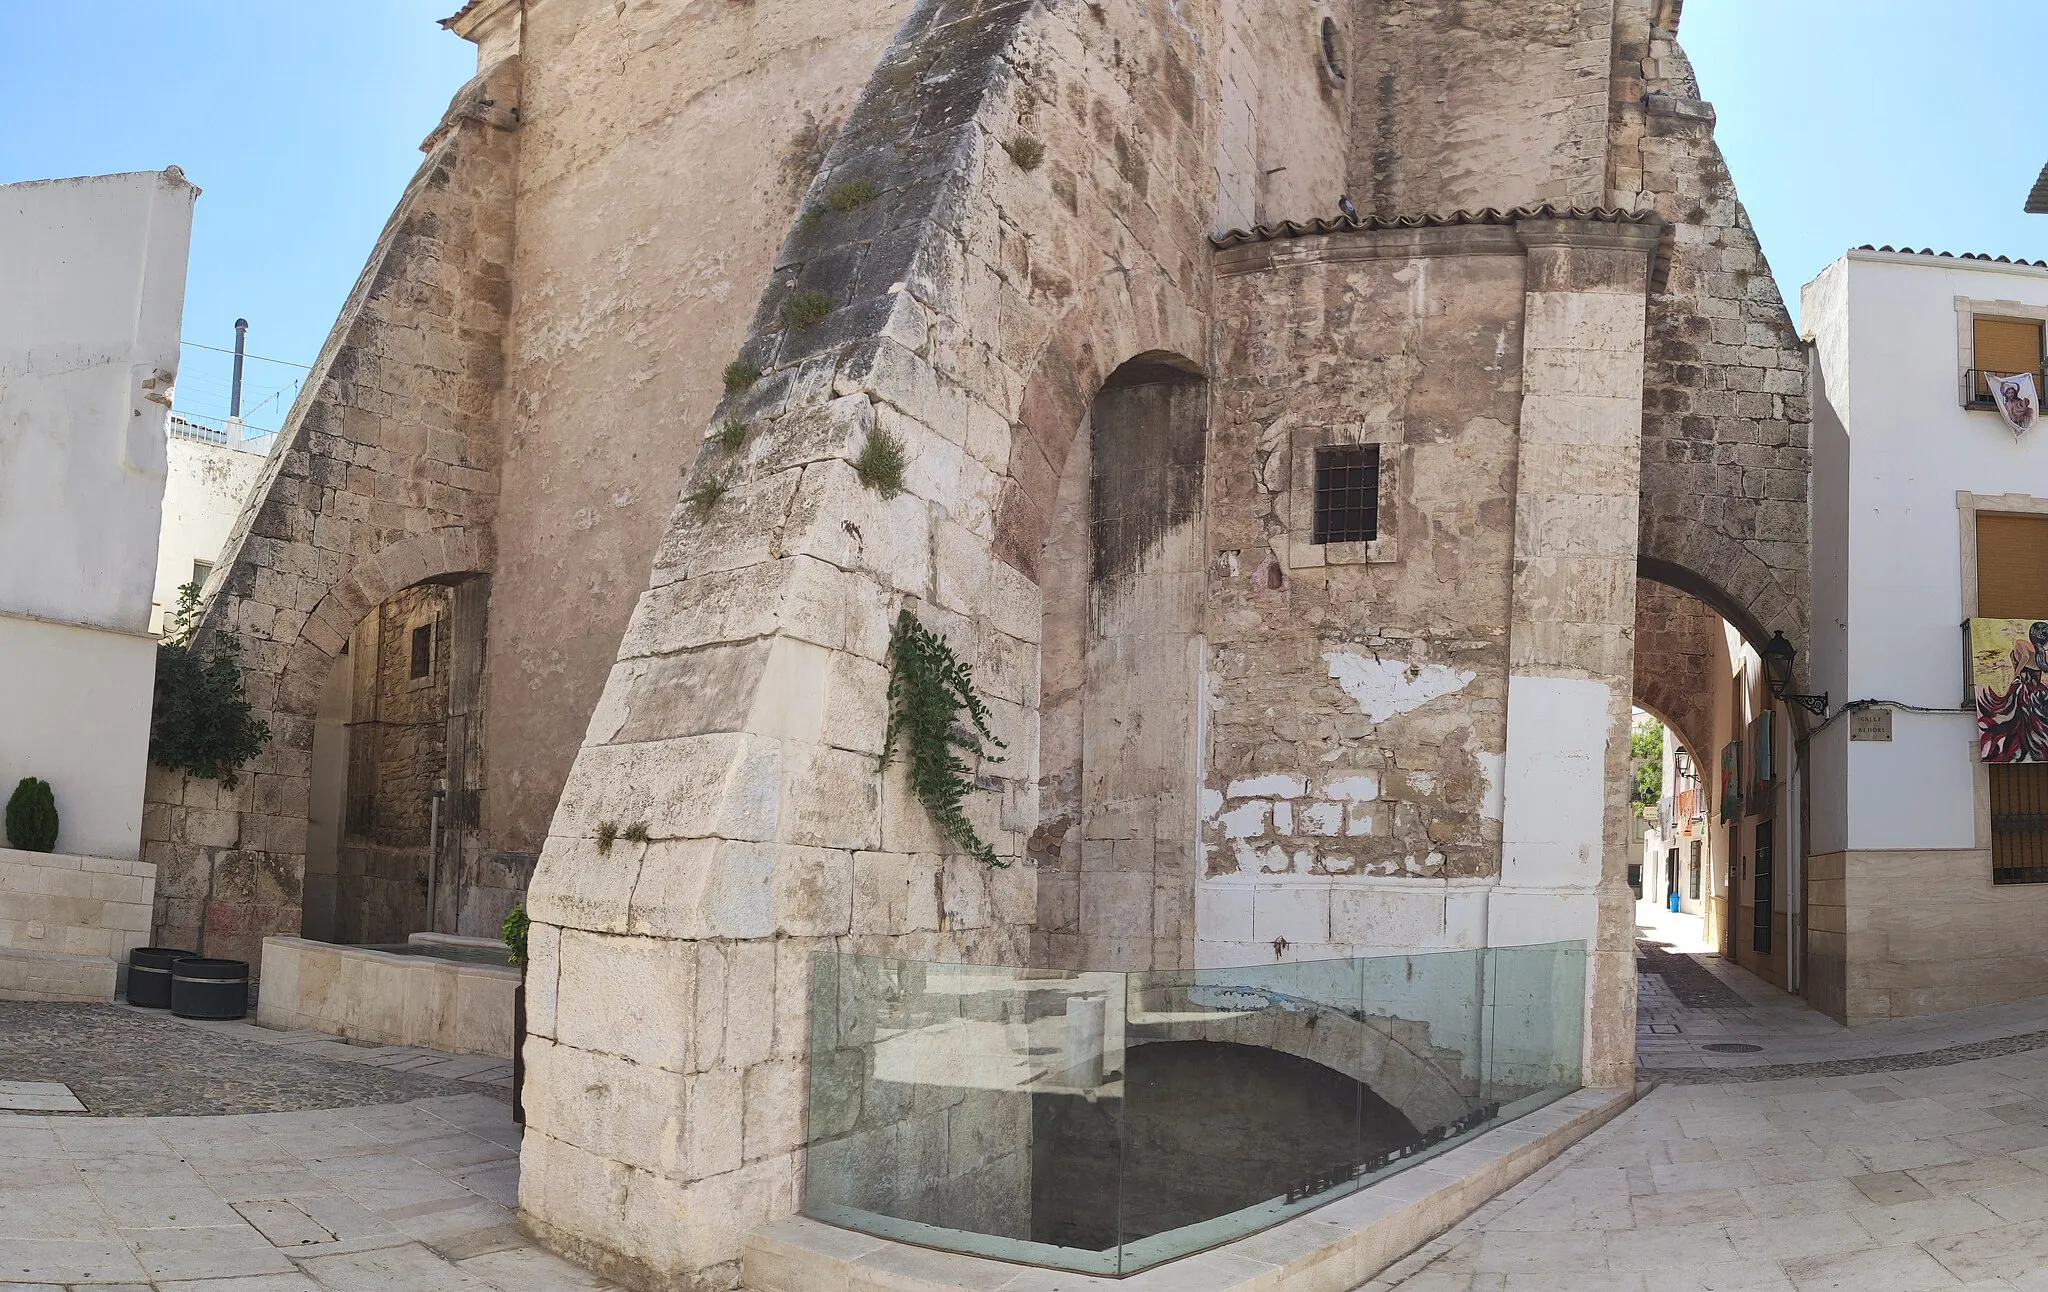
[1978,513,2048,619]
[1974,316,2043,398]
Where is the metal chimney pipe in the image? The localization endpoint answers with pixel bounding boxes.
[229,317,248,418]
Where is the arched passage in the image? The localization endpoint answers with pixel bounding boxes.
[145,529,490,963]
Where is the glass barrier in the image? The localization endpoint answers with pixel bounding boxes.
[803,943,1585,1276]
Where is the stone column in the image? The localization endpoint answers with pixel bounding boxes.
[1496,217,1661,1087]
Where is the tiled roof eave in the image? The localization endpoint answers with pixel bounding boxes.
[1209,204,1657,248]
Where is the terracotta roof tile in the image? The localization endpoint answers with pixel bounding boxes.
[2027,161,2048,214]
[1856,244,2048,269]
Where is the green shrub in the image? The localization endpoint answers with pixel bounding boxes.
[1003,135,1046,171]
[4,777,58,853]
[723,360,761,394]
[824,179,881,213]
[783,289,834,330]
[501,903,530,966]
[150,585,269,790]
[621,821,650,843]
[595,820,619,855]
[717,416,749,454]
[881,609,1007,868]
[855,427,907,498]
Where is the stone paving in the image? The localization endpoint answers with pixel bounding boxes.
[0,1005,506,1117]
[1367,932,2048,1291]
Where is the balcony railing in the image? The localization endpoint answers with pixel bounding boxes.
[1962,368,2048,410]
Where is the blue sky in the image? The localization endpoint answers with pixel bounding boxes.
[1684,0,2048,326]
[0,3,474,439]
[3,1,2045,431]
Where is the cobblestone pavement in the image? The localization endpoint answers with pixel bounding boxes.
[0,1091,610,1291]
[0,1004,504,1116]
[1635,930,2048,1082]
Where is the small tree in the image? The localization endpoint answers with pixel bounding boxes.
[1631,718,1664,818]
[149,583,269,790]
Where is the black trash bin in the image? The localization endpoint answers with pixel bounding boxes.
[170,958,249,1020]
[128,946,198,1009]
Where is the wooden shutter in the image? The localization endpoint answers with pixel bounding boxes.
[1974,316,2043,398]
[1978,513,2048,618]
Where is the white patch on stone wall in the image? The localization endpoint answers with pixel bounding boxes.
[1272,801,1293,834]
[1227,773,1305,798]
[1499,675,1611,889]
[1299,802,1344,835]
[1322,652,1476,723]
[1200,787,1224,820]
[1477,751,1504,821]
[1321,775,1379,802]
[1220,801,1269,838]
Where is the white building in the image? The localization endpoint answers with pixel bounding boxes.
[0,169,198,862]
[153,415,271,634]
[1803,245,2048,1024]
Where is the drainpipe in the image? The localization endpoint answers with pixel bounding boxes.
[427,782,446,934]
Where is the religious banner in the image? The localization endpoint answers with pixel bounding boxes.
[1972,617,2048,762]
[1986,371,2042,437]
[1719,740,1742,823]
[1747,711,1774,809]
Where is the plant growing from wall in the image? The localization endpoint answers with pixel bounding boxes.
[595,821,620,855]
[621,821,650,844]
[724,360,761,394]
[687,476,730,520]
[881,609,1007,868]
[502,903,529,966]
[149,583,270,790]
[855,427,907,498]
[1003,135,1045,171]
[717,416,750,454]
[823,178,881,213]
[783,289,835,330]
[5,777,58,853]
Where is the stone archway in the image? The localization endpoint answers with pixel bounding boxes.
[140,62,517,964]
[144,527,494,966]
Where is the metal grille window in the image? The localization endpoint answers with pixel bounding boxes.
[1311,445,1380,545]
[1992,764,2048,883]
[410,623,434,680]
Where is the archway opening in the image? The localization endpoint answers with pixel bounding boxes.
[301,573,495,945]
[1033,354,1208,972]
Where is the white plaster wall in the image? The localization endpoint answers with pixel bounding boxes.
[151,436,269,634]
[0,170,197,633]
[1802,258,1853,857]
[1815,252,2048,851]
[0,616,159,861]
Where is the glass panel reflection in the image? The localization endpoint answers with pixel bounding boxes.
[802,943,1585,1275]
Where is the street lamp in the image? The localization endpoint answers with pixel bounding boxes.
[1762,630,1829,718]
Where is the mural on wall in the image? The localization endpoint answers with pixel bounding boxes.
[1719,741,1742,823]
[1973,618,2048,762]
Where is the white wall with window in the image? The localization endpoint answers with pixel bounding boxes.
[1803,247,2048,1023]
[152,417,270,634]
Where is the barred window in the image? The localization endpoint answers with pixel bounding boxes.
[1992,764,2048,884]
[1311,445,1380,545]
[410,623,434,680]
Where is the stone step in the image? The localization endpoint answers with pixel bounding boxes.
[0,945,116,1002]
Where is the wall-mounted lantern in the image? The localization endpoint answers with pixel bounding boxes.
[1762,630,1830,718]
